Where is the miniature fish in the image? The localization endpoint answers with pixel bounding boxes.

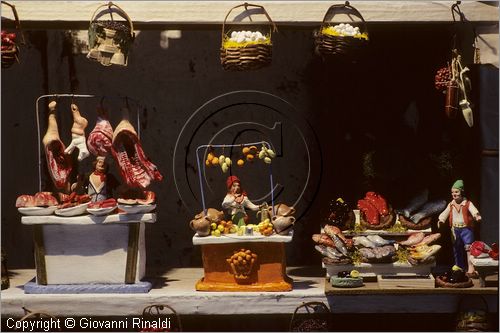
[367,235,395,246]
[331,234,349,257]
[358,247,375,260]
[410,244,441,260]
[353,236,377,248]
[326,245,344,258]
[371,245,396,259]
[409,200,447,224]
[312,234,335,248]
[397,189,429,218]
[399,232,425,246]
[324,224,347,242]
[412,233,441,247]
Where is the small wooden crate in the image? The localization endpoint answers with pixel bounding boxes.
[193,234,293,291]
[377,274,435,289]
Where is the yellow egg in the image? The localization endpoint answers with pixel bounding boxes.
[246,154,254,162]
[237,159,245,166]
[211,157,219,165]
[242,147,250,155]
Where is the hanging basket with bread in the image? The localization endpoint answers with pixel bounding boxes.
[1,1,25,69]
[87,1,135,67]
[314,1,369,60]
[220,2,278,71]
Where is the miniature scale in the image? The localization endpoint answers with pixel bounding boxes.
[438,180,482,277]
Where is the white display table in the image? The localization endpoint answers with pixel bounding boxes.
[20,213,156,286]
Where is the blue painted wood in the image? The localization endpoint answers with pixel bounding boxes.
[24,279,152,294]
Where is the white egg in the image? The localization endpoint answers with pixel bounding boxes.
[231,31,237,38]
[258,36,266,42]
[250,35,256,41]
[339,23,345,27]
[256,31,263,38]
[230,37,236,42]
[237,36,245,43]
[245,31,251,37]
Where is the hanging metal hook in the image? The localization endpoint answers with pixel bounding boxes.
[451,1,465,23]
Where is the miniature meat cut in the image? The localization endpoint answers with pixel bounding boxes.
[357,199,379,225]
[137,191,155,205]
[87,108,113,157]
[42,101,73,189]
[64,103,90,161]
[15,195,36,207]
[111,108,163,188]
[33,192,58,207]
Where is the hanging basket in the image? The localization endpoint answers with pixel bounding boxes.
[289,302,331,332]
[456,296,490,332]
[87,2,135,67]
[1,1,25,69]
[314,1,369,60]
[220,3,278,71]
[17,307,61,332]
[140,304,182,332]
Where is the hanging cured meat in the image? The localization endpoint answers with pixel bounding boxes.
[111,108,163,188]
[42,101,73,189]
[87,107,113,156]
[64,103,90,161]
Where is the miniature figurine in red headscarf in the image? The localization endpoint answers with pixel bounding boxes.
[222,175,260,227]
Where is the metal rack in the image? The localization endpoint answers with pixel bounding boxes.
[35,94,142,192]
[195,141,275,214]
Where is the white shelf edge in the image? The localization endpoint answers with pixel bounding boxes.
[21,213,157,225]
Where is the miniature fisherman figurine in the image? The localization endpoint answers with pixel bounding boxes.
[222,175,260,227]
[73,156,119,202]
[438,180,482,278]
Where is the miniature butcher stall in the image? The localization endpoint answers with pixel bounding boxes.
[14,94,163,293]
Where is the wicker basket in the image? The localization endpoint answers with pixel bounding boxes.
[436,275,473,288]
[220,3,278,71]
[398,215,433,230]
[456,296,490,332]
[140,304,182,332]
[314,1,369,60]
[87,2,135,67]
[359,208,396,230]
[289,302,331,332]
[1,1,25,69]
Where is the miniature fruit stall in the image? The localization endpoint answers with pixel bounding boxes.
[191,142,294,291]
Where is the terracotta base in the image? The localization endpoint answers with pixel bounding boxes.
[196,242,293,292]
[196,277,292,292]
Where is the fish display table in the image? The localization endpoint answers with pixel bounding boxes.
[192,233,293,291]
[20,213,156,293]
[471,257,499,287]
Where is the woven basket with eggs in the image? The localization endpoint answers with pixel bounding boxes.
[220,3,278,71]
[314,1,369,60]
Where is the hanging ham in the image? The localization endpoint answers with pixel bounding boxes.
[42,101,72,189]
[111,108,163,188]
[87,107,113,157]
[64,103,90,161]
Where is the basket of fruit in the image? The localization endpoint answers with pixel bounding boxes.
[314,1,369,60]
[220,2,278,71]
[87,1,135,67]
[1,1,25,68]
[436,265,473,288]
